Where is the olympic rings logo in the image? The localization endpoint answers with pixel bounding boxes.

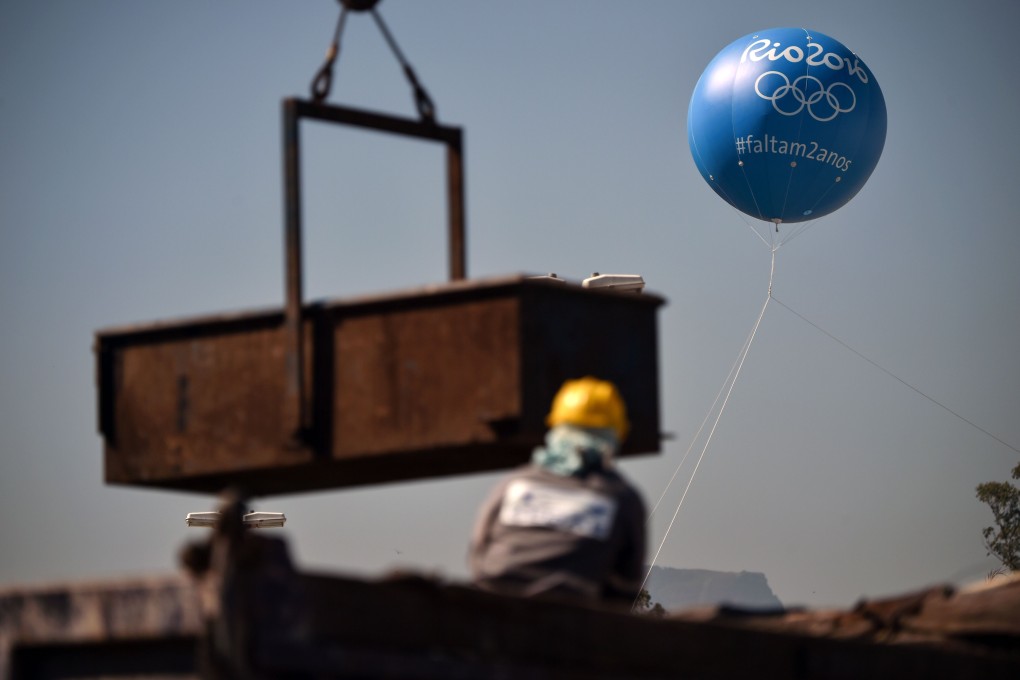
[754,71,856,122]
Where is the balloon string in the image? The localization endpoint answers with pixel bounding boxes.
[723,200,772,247]
[738,163,768,226]
[634,247,777,609]
[770,295,1020,455]
[646,319,759,522]
[742,210,772,247]
[779,221,813,246]
[704,174,773,248]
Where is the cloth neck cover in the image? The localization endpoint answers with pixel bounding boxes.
[532,424,619,477]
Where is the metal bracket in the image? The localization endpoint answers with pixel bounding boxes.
[281,98,466,442]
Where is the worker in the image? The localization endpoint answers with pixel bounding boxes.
[468,377,646,606]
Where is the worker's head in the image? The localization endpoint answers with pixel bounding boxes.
[546,377,629,443]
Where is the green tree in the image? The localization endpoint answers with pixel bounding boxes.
[976,462,1020,572]
[635,588,665,618]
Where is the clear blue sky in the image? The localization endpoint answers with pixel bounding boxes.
[2,0,1018,609]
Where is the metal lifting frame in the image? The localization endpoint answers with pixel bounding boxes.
[281,98,466,441]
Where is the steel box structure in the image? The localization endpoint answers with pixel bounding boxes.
[96,276,663,496]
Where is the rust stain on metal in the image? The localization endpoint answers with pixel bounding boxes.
[333,297,521,457]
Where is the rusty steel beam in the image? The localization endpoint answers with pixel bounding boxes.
[7,563,1017,679]
[96,276,664,497]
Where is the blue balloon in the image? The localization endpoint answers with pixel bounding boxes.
[688,28,886,224]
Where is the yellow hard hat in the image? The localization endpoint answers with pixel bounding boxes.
[546,377,629,441]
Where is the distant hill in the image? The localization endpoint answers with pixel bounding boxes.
[645,566,783,612]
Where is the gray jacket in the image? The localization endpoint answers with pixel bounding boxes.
[469,463,646,604]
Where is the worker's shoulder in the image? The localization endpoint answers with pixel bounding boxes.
[506,464,640,500]
[592,468,646,509]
